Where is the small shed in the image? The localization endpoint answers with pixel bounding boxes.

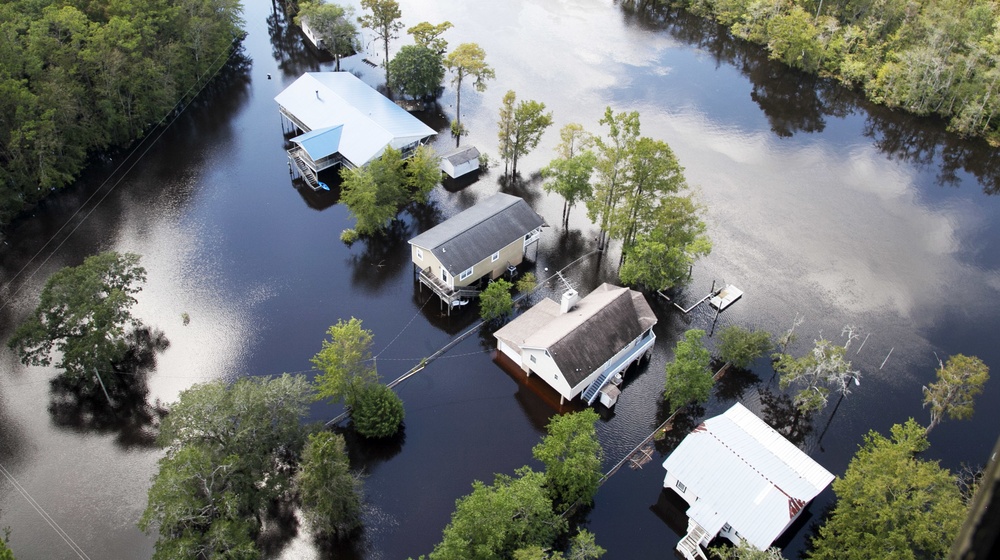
[662,403,834,559]
[440,145,481,178]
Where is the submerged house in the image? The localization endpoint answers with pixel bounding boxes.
[274,72,436,189]
[408,193,544,309]
[662,403,834,560]
[494,283,657,407]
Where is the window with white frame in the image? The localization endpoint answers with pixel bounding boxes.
[491,251,500,262]
[676,480,687,493]
[530,354,537,363]
[459,266,473,280]
[415,248,424,260]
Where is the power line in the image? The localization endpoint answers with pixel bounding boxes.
[0,462,91,560]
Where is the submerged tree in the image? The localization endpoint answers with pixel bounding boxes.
[9,251,147,395]
[774,327,861,414]
[358,0,404,84]
[339,147,406,235]
[480,279,514,322]
[542,124,596,229]
[807,419,966,560]
[296,431,363,538]
[532,409,604,509]
[717,326,774,369]
[295,1,358,71]
[588,107,640,251]
[444,43,495,143]
[663,329,713,413]
[497,90,554,181]
[617,194,711,291]
[311,317,379,407]
[922,354,989,435]
[352,382,405,438]
[388,45,445,101]
[406,144,442,204]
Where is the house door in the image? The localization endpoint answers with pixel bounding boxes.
[441,269,448,284]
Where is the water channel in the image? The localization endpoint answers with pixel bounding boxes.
[2,1,999,558]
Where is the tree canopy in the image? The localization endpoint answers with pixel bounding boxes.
[388,45,445,100]
[775,332,860,414]
[0,0,245,226]
[617,194,711,291]
[922,354,989,435]
[340,146,440,236]
[140,374,314,559]
[408,21,453,54]
[444,43,495,137]
[296,431,363,538]
[8,251,147,393]
[532,410,604,509]
[351,382,405,438]
[542,124,596,229]
[497,90,554,181]
[479,279,514,322]
[311,317,379,407]
[663,329,713,413]
[716,325,774,369]
[807,419,966,560]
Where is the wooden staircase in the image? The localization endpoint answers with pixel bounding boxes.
[676,523,709,560]
[288,147,321,190]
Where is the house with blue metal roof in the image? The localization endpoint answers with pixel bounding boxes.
[275,72,436,189]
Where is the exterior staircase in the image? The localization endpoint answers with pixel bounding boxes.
[676,523,709,560]
[582,368,616,405]
[288,147,321,190]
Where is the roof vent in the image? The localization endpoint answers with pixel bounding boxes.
[560,289,579,314]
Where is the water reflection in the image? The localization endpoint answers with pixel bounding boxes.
[758,388,814,448]
[711,363,761,402]
[347,221,414,294]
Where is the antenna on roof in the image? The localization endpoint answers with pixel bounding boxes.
[554,270,575,292]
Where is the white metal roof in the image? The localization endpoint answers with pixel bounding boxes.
[662,403,834,550]
[274,72,436,167]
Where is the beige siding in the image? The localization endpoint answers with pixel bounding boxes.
[411,245,451,287]
[452,238,525,288]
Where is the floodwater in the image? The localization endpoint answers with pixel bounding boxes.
[2,0,999,558]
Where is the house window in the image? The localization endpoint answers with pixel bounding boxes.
[441,269,449,283]
[722,523,732,533]
[415,248,424,260]
[459,266,473,281]
[676,480,687,493]
[491,251,500,262]
[530,355,537,363]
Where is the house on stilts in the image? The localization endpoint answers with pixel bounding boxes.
[274,72,436,190]
[493,283,657,408]
[408,193,544,313]
[662,403,834,560]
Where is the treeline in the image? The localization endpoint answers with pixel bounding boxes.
[0,0,246,226]
[625,0,1000,145]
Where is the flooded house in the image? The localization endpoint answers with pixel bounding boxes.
[494,283,657,407]
[274,72,436,189]
[662,403,835,560]
[408,193,544,310]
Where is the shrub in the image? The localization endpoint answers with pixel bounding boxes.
[351,383,404,438]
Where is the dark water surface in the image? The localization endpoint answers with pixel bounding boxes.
[2,1,999,558]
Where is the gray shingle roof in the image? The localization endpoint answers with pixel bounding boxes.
[408,193,544,273]
[441,145,480,166]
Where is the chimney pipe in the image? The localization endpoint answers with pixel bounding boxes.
[560,289,579,314]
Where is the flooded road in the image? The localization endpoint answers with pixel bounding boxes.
[2,1,999,558]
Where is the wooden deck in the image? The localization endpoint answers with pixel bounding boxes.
[416,267,479,314]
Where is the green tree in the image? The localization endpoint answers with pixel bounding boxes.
[922,354,989,435]
[663,329,713,413]
[311,317,378,407]
[618,194,711,291]
[296,431,363,538]
[406,144,442,204]
[296,1,358,71]
[388,45,445,101]
[513,531,605,560]
[717,326,774,369]
[532,409,604,509]
[0,527,14,560]
[339,146,406,235]
[497,90,554,181]
[610,136,688,253]
[444,43,495,142]
[139,374,313,559]
[8,251,147,394]
[775,332,860,414]
[541,124,596,229]
[515,272,538,294]
[430,467,566,560]
[588,107,640,251]
[358,0,403,84]
[408,21,453,54]
[479,278,514,322]
[807,419,966,560]
[352,382,405,438]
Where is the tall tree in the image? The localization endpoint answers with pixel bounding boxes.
[357,0,403,84]
[388,44,445,101]
[407,21,453,54]
[532,409,604,509]
[295,1,358,71]
[611,136,687,252]
[339,146,406,236]
[542,124,596,229]
[663,329,713,413]
[922,354,989,435]
[444,43,495,144]
[8,251,147,394]
[479,279,514,322]
[139,374,313,559]
[807,419,966,560]
[716,326,773,369]
[311,317,379,407]
[618,194,711,291]
[429,467,566,560]
[497,90,554,181]
[296,431,363,538]
[588,107,640,251]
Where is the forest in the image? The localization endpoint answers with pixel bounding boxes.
[0,0,245,227]
[625,0,1000,145]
